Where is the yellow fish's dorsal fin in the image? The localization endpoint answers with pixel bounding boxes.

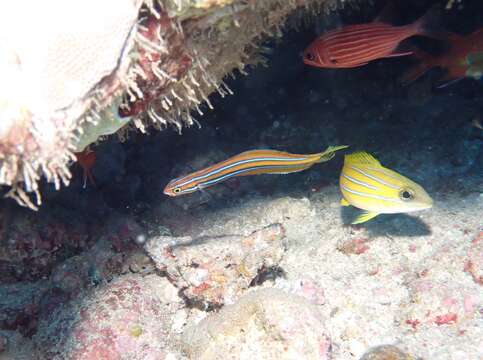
[317,145,349,163]
[352,211,379,224]
[340,198,350,206]
[344,151,382,167]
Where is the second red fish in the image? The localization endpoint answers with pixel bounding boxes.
[303,8,437,69]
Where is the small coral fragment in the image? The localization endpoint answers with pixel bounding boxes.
[337,237,370,255]
[360,345,413,360]
[464,231,483,285]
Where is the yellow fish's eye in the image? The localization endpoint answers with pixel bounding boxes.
[173,187,181,194]
[399,188,414,201]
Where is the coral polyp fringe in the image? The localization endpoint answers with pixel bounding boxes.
[1,116,75,210]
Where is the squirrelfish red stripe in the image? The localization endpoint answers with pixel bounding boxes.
[303,9,435,69]
[163,145,348,196]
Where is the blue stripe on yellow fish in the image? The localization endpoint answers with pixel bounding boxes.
[163,145,348,196]
[339,151,433,224]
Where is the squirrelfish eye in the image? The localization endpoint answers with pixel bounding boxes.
[399,189,414,201]
[306,52,315,61]
[173,187,181,194]
[329,57,338,64]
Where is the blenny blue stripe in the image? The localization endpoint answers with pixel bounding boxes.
[175,156,309,187]
[177,164,309,194]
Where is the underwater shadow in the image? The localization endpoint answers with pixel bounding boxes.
[340,206,432,237]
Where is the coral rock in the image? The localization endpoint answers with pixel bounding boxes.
[0,330,34,359]
[182,288,331,360]
[403,240,482,328]
[0,281,50,337]
[0,206,90,283]
[145,223,286,307]
[33,274,183,360]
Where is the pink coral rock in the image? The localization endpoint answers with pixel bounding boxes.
[33,274,183,359]
[403,238,482,329]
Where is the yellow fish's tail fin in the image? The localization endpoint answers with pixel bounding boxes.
[344,151,382,167]
[317,145,349,163]
[352,211,379,224]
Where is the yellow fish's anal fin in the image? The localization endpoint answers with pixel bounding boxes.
[317,145,349,163]
[344,151,382,167]
[352,211,379,224]
[340,198,350,206]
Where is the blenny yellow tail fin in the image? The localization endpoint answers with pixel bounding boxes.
[344,151,382,167]
[352,211,379,224]
[317,145,349,163]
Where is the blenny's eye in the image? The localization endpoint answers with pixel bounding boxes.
[399,189,414,201]
[173,187,181,194]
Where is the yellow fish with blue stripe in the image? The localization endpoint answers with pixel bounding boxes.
[339,152,433,224]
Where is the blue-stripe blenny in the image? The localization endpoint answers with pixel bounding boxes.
[163,145,348,196]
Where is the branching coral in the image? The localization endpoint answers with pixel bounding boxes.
[0,0,353,209]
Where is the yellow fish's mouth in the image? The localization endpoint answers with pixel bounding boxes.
[402,198,433,212]
[417,197,434,210]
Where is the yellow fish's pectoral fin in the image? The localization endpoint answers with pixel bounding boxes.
[317,145,349,163]
[340,198,350,206]
[344,151,381,167]
[352,211,379,225]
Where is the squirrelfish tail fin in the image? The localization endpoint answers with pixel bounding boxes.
[316,145,349,163]
[344,151,382,167]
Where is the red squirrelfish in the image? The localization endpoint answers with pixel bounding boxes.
[402,29,483,87]
[163,145,348,196]
[303,9,436,69]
